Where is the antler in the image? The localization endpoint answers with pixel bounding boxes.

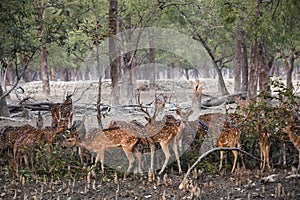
[66,88,78,99]
[136,89,151,119]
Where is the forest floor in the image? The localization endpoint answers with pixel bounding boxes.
[0,78,300,199]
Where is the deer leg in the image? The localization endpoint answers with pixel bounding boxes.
[124,150,135,175]
[149,143,155,172]
[282,142,286,167]
[159,143,171,175]
[99,150,105,174]
[93,152,100,171]
[298,149,300,170]
[231,150,238,173]
[172,139,182,174]
[266,145,271,170]
[78,147,83,164]
[219,150,224,171]
[260,147,265,171]
[134,148,143,174]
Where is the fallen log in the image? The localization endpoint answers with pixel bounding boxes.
[201,92,246,108]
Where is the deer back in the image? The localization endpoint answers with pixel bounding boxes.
[215,122,241,148]
[108,120,146,138]
[102,127,139,149]
[1,125,36,149]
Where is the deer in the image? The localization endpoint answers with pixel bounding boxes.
[192,79,202,111]
[63,127,142,175]
[36,111,44,129]
[69,117,87,164]
[51,90,76,130]
[107,120,146,139]
[12,127,55,173]
[136,89,182,175]
[258,124,271,171]
[282,117,300,170]
[214,120,242,173]
[0,125,37,159]
[176,108,208,152]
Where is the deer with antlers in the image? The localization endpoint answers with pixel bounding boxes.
[51,90,76,130]
[136,89,182,175]
[63,126,142,175]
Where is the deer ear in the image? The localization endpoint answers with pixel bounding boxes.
[145,117,150,122]
[176,109,180,116]
[188,110,193,116]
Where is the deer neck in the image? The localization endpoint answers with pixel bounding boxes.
[76,138,93,151]
[287,126,297,144]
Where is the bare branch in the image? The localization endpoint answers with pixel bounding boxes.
[0,50,38,101]
[179,147,262,190]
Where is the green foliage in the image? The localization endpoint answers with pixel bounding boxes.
[235,79,300,154]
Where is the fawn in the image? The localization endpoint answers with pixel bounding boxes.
[215,120,242,173]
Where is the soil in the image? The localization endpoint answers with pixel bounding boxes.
[0,79,300,199]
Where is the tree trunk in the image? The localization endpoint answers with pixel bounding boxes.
[177,64,181,80]
[170,62,175,79]
[194,34,229,95]
[258,42,270,94]
[149,33,156,89]
[193,68,199,79]
[248,41,258,101]
[20,54,31,83]
[280,47,296,89]
[233,27,242,93]
[185,69,190,80]
[0,82,10,117]
[40,46,50,95]
[36,1,50,96]
[85,53,91,80]
[109,0,120,106]
[241,37,248,93]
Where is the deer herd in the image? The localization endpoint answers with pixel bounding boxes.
[1,82,300,179]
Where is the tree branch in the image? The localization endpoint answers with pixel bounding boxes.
[0,49,38,100]
[179,147,262,190]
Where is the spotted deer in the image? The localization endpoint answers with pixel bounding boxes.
[12,126,56,172]
[51,90,76,130]
[258,125,271,171]
[0,125,36,159]
[215,120,242,173]
[69,117,87,164]
[176,108,208,152]
[63,127,142,175]
[282,117,300,170]
[137,89,182,175]
[107,120,146,139]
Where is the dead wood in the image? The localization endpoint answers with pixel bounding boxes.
[201,92,246,108]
